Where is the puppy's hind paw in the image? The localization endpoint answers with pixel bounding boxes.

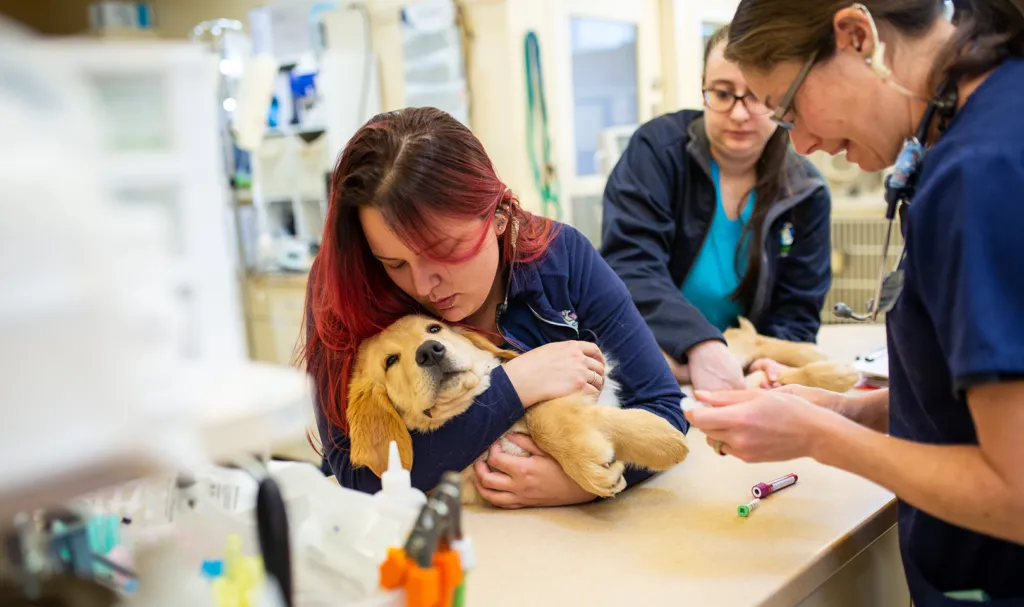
[577,459,627,498]
[605,409,690,471]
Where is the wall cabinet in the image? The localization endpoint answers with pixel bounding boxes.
[243,273,308,367]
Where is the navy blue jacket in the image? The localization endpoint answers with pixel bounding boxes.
[600,110,833,363]
[313,223,688,494]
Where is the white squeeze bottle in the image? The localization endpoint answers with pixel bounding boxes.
[365,441,428,548]
[374,441,428,512]
[348,441,431,584]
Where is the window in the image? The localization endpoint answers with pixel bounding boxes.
[570,18,638,176]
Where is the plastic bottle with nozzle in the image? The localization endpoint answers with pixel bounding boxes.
[374,441,427,512]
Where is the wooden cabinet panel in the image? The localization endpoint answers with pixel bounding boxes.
[244,273,309,365]
[248,319,303,366]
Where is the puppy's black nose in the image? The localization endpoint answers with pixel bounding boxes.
[416,340,446,367]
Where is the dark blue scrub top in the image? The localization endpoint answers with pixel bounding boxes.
[887,58,1024,605]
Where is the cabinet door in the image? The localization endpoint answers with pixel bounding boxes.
[550,0,661,245]
[244,276,307,366]
[249,319,303,366]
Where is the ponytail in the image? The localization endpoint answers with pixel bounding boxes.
[934,0,1024,89]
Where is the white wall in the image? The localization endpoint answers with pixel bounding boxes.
[458,0,557,215]
[663,0,739,111]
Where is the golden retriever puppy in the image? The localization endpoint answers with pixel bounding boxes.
[724,317,860,393]
[346,315,690,505]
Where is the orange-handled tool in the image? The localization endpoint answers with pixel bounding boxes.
[380,545,447,607]
[433,547,462,607]
[379,471,465,607]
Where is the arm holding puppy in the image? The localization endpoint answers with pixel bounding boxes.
[471,340,612,509]
[475,229,690,508]
[502,339,607,407]
[322,341,606,497]
[320,364,529,494]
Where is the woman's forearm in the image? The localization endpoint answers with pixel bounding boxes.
[812,411,1024,545]
[841,388,889,433]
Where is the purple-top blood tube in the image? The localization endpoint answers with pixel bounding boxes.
[752,473,798,499]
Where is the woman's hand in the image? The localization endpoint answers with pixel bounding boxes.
[503,340,606,407]
[684,389,839,462]
[685,340,746,392]
[472,434,597,508]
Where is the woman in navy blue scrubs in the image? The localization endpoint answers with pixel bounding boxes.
[684,1,1024,604]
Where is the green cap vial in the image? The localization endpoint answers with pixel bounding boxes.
[737,498,760,517]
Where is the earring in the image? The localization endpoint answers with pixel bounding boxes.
[852,3,891,79]
[509,217,520,258]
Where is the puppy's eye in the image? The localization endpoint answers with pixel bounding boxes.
[427,323,442,334]
[385,354,399,369]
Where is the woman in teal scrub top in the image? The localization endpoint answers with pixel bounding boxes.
[686,1,1024,604]
[601,26,834,392]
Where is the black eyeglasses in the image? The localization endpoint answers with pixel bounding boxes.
[702,88,771,115]
[771,50,818,130]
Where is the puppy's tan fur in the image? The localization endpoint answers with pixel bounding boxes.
[346,315,690,505]
[725,317,859,393]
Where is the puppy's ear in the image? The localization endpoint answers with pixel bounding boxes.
[347,380,413,477]
[736,316,757,335]
[454,327,517,361]
[724,317,761,368]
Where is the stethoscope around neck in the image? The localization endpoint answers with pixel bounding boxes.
[833,82,958,322]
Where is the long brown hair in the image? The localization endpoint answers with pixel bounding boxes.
[704,25,796,310]
[303,107,557,436]
[724,0,1024,96]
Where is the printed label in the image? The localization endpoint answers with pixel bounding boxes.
[780,222,795,257]
[560,310,579,328]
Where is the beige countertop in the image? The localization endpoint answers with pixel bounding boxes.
[462,324,893,607]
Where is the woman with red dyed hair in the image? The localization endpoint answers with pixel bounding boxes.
[305,107,686,508]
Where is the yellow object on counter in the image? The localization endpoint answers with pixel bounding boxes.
[212,534,265,607]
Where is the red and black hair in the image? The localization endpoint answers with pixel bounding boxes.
[302,107,558,438]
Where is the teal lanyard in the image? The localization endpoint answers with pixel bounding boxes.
[524,31,561,220]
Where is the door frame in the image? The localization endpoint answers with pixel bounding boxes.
[664,0,738,111]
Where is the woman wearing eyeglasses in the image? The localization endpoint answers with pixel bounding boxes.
[601,25,833,393]
[685,1,1024,604]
